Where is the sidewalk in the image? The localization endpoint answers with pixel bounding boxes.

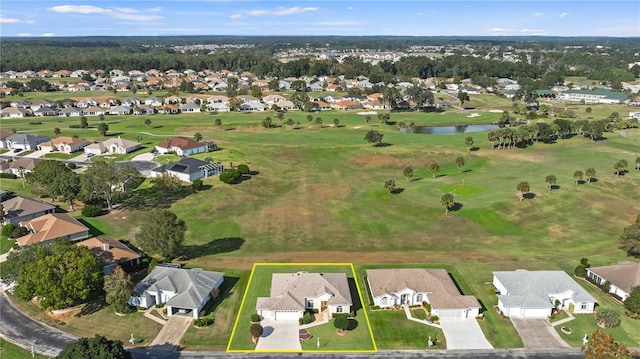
[403,305,442,328]
[551,311,575,327]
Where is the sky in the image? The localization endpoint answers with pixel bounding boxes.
[1,1,639,38]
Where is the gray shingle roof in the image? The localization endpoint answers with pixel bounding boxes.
[588,262,640,294]
[494,270,596,309]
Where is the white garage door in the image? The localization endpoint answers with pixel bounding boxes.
[260,310,274,319]
[437,309,464,318]
[523,308,550,318]
[275,311,300,320]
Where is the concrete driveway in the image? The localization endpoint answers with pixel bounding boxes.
[24,149,48,158]
[255,319,301,351]
[149,316,192,350]
[510,318,570,349]
[132,152,156,161]
[440,317,493,349]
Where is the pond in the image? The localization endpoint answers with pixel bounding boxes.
[399,124,507,135]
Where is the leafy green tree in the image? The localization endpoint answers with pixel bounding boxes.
[585,168,597,183]
[285,118,294,126]
[465,136,474,152]
[80,116,89,128]
[586,107,593,114]
[614,160,627,176]
[620,214,640,258]
[97,122,109,137]
[215,118,222,126]
[262,117,272,128]
[384,179,396,195]
[364,130,383,146]
[53,127,61,137]
[250,324,264,341]
[428,162,440,178]
[98,113,105,122]
[220,168,242,184]
[455,156,465,172]
[52,168,81,211]
[402,165,414,181]
[596,308,621,328]
[315,117,323,127]
[191,178,203,191]
[334,315,350,331]
[517,181,530,201]
[333,118,340,127]
[151,173,183,191]
[194,132,203,142]
[144,118,152,128]
[80,161,140,210]
[635,157,640,171]
[104,266,133,314]
[226,76,239,97]
[582,330,634,359]
[457,91,470,107]
[440,193,455,214]
[573,170,584,185]
[250,85,263,99]
[3,239,103,310]
[545,175,557,191]
[58,335,131,359]
[624,286,640,314]
[27,160,79,207]
[237,164,250,174]
[135,209,186,260]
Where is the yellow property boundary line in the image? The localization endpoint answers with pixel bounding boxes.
[226,262,378,353]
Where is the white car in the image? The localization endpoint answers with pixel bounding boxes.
[86,153,94,158]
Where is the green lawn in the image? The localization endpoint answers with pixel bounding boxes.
[366,309,445,349]
[0,236,16,255]
[227,264,375,351]
[0,338,48,359]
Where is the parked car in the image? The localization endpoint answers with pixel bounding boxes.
[86,153,94,157]
[12,148,22,153]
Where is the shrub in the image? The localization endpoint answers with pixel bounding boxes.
[575,264,587,277]
[312,309,319,314]
[302,312,313,324]
[349,311,356,318]
[69,124,82,129]
[250,314,261,322]
[67,162,77,170]
[333,315,349,330]
[220,168,242,184]
[372,305,380,310]
[250,324,263,338]
[602,281,611,293]
[191,179,203,191]
[424,303,432,312]
[0,173,17,179]
[430,315,439,322]
[29,122,43,125]
[1,224,17,237]
[155,303,164,308]
[596,308,621,328]
[237,164,250,174]
[194,317,214,327]
[11,226,29,238]
[625,286,640,314]
[82,204,103,217]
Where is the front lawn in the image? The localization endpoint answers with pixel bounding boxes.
[0,338,48,359]
[366,309,445,349]
[0,236,16,255]
[43,152,75,160]
[300,316,376,351]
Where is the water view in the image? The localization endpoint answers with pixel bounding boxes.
[400,124,507,135]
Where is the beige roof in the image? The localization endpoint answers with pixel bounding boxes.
[17,213,89,246]
[76,237,140,266]
[589,262,640,294]
[366,268,481,310]
[40,136,90,148]
[156,136,203,151]
[9,158,41,171]
[2,196,56,221]
[102,137,140,149]
[257,272,352,311]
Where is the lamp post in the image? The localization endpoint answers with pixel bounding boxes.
[317,337,320,349]
[129,334,135,346]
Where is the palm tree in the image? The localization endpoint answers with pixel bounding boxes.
[97,123,108,137]
[573,170,583,185]
[585,168,596,183]
[333,118,340,127]
[214,118,222,126]
[517,181,530,201]
[545,175,557,191]
[465,136,474,152]
[144,118,152,128]
[194,132,203,142]
[18,166,26,188]
[384,179,396,195]
[636,156,640,171]
[440,193,455,214]
[455,156,465,172]
[53,128,61,137]
[428,162,440,178]
[364,115,371,124]
[409,121,416,134]
[315,117,323,127]
[402,166,414,181]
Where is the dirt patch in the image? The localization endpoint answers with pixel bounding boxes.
[351,154,398,167]
[547,224,570,239]
[475,149,548,163]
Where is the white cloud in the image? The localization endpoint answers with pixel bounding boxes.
[17,33,33,37]
[229,14,244,19]
[111,13,163,21]
[533,12,543,17]
[0,17,21,23]
[520,28,547,35]
[247,6,318,16]
[416,12,423,16]
[147,7,163,13]
[26,20,35,24]
[347,6,353,10]
[41,33,55,37]
[50,5,110,14]
[113,7,139,14]
[487,27,516,35]
[559,12,568,18]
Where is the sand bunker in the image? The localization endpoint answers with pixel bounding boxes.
[466,113,480,118]
[357,111,378,115]
[489,110,504,113]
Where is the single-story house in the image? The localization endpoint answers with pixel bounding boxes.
[557,89,627,104]
[16,213,90,246]
[206,103,231,112]
[133,105,155,115]
[179,103,201,113]
[155,137,207,156]
[239,102,266,112]
[76,237,141,274]
[366,268,482,319]
[332,100,363,110]
[84,137,141,155]
[39,136,90,154]
[107,105,132,115]
[493,270,597,318]
[1,196,57,225]
[309,101,332,111]
[82,105,106,116]
[0,107,30,118]
[33,106,59,117]
[256,271,352,321]
[129,265,224,319]
[150,158,223,182]
[144,96,163,107]
[587,262,640,301]
[8,158,41,176]
[2,133,51,150]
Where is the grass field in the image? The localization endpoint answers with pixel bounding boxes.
[0,338,48,359]
[1,93,639,349]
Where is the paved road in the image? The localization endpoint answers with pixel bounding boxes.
[0,291,77,357]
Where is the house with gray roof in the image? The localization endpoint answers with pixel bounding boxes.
[1,196,57,225]
[129,265,224,319]
[587,262,640,301]
[256,272,352,321]
[366,268,481,318]
[492,270,596,318]
[150,158,223,182]
[2,133,51,150]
